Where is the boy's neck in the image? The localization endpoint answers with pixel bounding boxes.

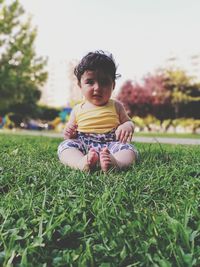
[83,99,110,108]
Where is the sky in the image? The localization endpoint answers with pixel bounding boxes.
[18,0,200,105]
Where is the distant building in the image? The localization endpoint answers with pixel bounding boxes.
[39,59,69,107]
[39,59,68,108]
[67,60,83,105]
[39,59,83,108]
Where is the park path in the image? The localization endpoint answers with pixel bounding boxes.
[1,129,200,145]
[132,136,200,145]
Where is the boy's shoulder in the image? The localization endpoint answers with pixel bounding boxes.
[111,99,124,109]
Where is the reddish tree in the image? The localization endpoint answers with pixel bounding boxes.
[117,74,172,121]
[117,80,152,117]
[143,74,172,122]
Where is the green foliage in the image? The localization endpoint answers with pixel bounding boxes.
[133,116,200,134]
[164,69,199,101]
[36,105,61,121]
[0,0,47,116]
[164,69,200,118]
[133,115,160,131]
[0,134,200,266]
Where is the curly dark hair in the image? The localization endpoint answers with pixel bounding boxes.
[74,50,120,82]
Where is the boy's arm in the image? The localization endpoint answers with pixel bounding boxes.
[114,100,134,143]
[63,109,77,139]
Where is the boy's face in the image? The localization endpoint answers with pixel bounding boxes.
[79,70,115,106]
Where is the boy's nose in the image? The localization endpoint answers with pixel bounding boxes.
[93,82,100,91]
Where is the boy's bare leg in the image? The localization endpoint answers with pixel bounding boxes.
[112,149,136,169]
[59,148,99,171]
[100,147,136,171]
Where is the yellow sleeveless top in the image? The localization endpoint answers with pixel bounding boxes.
[74,99,120,133]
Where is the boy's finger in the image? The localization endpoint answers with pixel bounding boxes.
[122,132,131,143]
[115,129,120,140]
[69,124,77,129]
[128,134,132,143]
[118,131,123,142]
[68,125,74,130]
[120,131,126,143]
[127,134,132,143]
[122,135,128,143]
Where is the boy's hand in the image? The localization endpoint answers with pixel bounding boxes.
[64,123,77,139]
[115,121,134,143]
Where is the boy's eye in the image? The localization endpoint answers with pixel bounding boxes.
[85,79,94,85]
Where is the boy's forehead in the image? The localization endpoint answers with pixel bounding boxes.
[83,70,111,79]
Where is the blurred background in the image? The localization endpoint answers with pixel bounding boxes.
[0,0,200,134]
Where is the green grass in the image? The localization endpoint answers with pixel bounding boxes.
[0,134,200,267]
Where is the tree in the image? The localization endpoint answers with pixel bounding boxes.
[117,74,171,120]
[117,80,152,117]
[0,0,47,117]
[143,74,172,122]
[117,69,200,121]
[164,69,200,118]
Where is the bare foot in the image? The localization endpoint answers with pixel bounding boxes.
[86,148,99,170]
[78,148,99,171]
[99,147,113,172]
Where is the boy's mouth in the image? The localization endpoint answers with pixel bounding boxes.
[92,95,102,98]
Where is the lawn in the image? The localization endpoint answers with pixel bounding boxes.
[0,134,199,267]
